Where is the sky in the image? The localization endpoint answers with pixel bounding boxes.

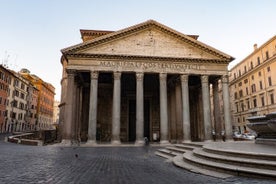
[0,0,275,100]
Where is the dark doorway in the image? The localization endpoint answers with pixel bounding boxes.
[128,100,136,142]
[144,99,150,140]
[128,99,151,142]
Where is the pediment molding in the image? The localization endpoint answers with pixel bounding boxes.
[66,53,229,64]
[62,20,234,62]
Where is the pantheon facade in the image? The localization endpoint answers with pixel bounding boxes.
[59,20,234,145]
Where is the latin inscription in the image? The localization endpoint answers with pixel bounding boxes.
[99,61,200,72]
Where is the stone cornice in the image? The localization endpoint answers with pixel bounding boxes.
[65,53,229,64]
[61,20,234,62]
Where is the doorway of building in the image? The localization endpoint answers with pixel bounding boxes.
[128,99,150,142]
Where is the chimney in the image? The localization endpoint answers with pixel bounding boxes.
[254,44,258,51]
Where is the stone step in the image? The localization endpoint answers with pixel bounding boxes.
[155,148,179,158]
[181,142,204,148]
[183,151,276,179]
[203,144,276,161]
[193,147,276,170]
[155,151,174,160]
[174,144,196,151]
[173,155,232,179]
[166,146,186,154]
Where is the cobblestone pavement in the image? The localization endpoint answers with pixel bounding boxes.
[0,134,275,184]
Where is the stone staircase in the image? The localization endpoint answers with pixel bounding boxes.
[155,142,276,179]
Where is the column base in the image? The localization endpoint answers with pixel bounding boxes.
[60,139,72,146]
[71,140,80,146]
[85,140,97,146]
[160,140,170,145]
[182,140,192,143]
[111,140,121,145]
[135,140,145,145]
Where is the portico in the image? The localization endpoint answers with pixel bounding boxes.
[59,20,234,145]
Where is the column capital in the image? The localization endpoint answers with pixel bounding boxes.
[201,75,209,83]
[113,72,121,80]
[136,72,144,81]
[90,71,99,80]
[159,73,167,81]
[221,75,229,83]
[66,69,76,75]
[180,74,189,82]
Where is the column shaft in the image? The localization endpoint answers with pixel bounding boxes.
[181,74,191,142]
[213,80,221,139]
[136,73,144,144]
[112,72,121,144]
[222,75,232,140]
[62,69,75,144]
[201,75,212,141]
[87,71,99,144]
[160,73,169,144]
[175,84,183,141]
[71,80,78,145]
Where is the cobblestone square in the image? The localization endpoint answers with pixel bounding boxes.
[0,135,274,184]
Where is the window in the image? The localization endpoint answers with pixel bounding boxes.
[14,79,19,87]
[259,81,263,90]
[21,83,25,90]
[239,90,243,98]
[247,100,250,109]
[10,112,16,119]
[18,113,22,120]
[268,77,272,86]
[14,90,19,97]
[19,102,24,109]
[266,51,269,60]
[251,84,256,93]
[234,92,238,99]
[13,100,18,108]
[20,93,25,99]
[271,94,275,104]
[236,103,239,112]
[241,102,244,111]
[253,98,257,108]
[261,96,265,106]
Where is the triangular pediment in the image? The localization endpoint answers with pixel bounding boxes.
[62,20,234,62]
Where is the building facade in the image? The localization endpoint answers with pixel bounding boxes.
[25,82,39,130]
[20,69,55,130]
[0,65,12,132]
[229,35,276,133]
[6,71,29,132]
[59,20,234,145]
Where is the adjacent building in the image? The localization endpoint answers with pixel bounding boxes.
[0,65,12,132]
[6,70,29,132]
[20,69,55,130]
[53,100,60,125]
[59,20,234,145]
[229,35,276,133]
[0,66,55,133]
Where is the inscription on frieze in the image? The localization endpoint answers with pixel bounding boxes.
[99,61,200,72]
